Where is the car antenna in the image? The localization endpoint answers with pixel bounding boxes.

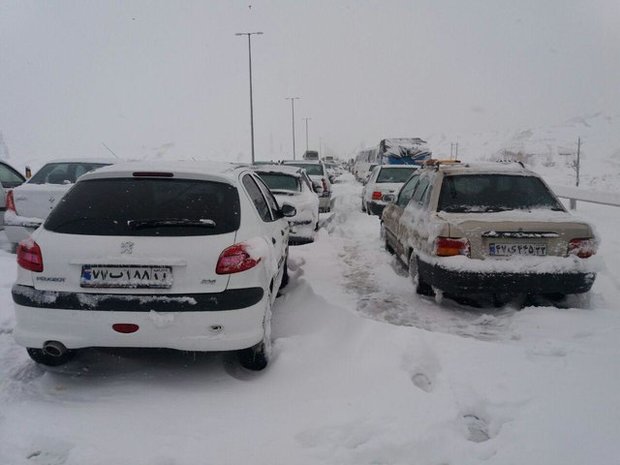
[102,142,119,159]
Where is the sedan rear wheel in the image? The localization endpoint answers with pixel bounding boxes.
[408,253,434,296]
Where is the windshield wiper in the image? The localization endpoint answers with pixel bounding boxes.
[127,218,217,229]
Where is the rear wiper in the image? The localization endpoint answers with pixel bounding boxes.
[127,218,216,229]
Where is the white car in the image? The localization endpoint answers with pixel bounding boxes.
[12,161,295,370]
[0,160,26,230]
[4,159,115,247]
[254,164,320,245]
[362,165,419,216]
[281,160,332,212]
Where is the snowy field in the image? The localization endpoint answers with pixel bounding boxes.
[1,172,619,465]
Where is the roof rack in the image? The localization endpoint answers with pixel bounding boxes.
[422,159,462,170]
[496,160,525,168]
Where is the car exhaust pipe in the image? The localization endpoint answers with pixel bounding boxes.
[42,341,67,358]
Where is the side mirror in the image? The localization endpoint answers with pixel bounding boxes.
[281,203,297,218]
[383,194,396,203]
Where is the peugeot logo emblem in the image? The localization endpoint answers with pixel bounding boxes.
[120,241,135,254]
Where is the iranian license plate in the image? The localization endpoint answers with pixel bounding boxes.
[489,243,547,257]
[80,265,173,289]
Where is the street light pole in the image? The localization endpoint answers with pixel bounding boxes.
[303,117,311,152]
[235,31,263,164]
[285,97,300,159]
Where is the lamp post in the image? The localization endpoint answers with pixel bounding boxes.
[303,117,311,152]
[235,31,263,164]
[285,97,300,159]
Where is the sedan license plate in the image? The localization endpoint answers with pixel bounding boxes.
[489,243,546,257]
[80,265,173,289]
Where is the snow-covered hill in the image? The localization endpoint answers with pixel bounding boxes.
[427,113,620,192]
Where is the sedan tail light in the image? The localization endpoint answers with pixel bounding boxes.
[568,238,597,258]
[6,190,16,213]
[216,243,261,274]
[434,237,470,257]
[372,191,383,200]
[17,239,44,272]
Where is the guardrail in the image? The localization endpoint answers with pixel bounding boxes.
[550,184,620,209]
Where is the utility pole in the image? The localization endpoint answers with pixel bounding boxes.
[235,31,263,164]
[570,137,582,210]
[285,97,300,159]
[303,117,311,152]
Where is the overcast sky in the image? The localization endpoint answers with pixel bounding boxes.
[1,0,619,164]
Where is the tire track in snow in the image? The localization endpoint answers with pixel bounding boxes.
[328,174,514,342]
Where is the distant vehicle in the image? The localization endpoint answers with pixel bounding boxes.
[4,159,115,248]
[0,160,27,231]
[253,164,320,245]
[12,161,296,370]
[381,160,598,305]
[362,165,419,216]
[302,150,319,160]
[281,160,332,212]
[354,138,432,182]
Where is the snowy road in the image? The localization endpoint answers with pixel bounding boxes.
[1,173,619,465]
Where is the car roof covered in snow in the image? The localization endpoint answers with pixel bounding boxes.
[37,157,118,165]
[424,161,538,176]
[252,164,304,177]
[77,160,249,184]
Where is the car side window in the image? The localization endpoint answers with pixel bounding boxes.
[242,174,273,222]
[396,175,419,207]
[0,163,25,184]
[253,175,283,220]
[411,177,430,205]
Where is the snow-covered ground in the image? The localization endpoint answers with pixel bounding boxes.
[1,170,619,464]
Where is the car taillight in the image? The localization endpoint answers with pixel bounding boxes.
[216,243,261,274]
[6,190,16,213]
[568,238,597,258]
[372,191,382,200]
[434,237,470,257]
[17,239,44,272]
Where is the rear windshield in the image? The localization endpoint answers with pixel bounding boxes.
[437,174,565,213]
[30,162,110,185]
[284,163,324,176]
[376,167,416,183]
[45,178,240,236]
[256,173,301,192]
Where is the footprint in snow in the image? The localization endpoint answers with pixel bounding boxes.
[411,372,433,393]
[462,414,491,443]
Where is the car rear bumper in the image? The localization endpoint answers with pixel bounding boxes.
[367,201,386,216]
[289,220,316,245]
[12,285,267,351]
[418,260,596,296]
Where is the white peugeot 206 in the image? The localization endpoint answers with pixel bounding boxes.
[12,161,295,370]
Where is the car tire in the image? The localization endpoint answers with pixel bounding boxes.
[381,223,393,254]
[281,259,289,289]
[408,253,434,296]
[238,317,272,371]
[26,347,75,367]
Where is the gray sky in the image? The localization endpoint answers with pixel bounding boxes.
[1,0,619,163]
